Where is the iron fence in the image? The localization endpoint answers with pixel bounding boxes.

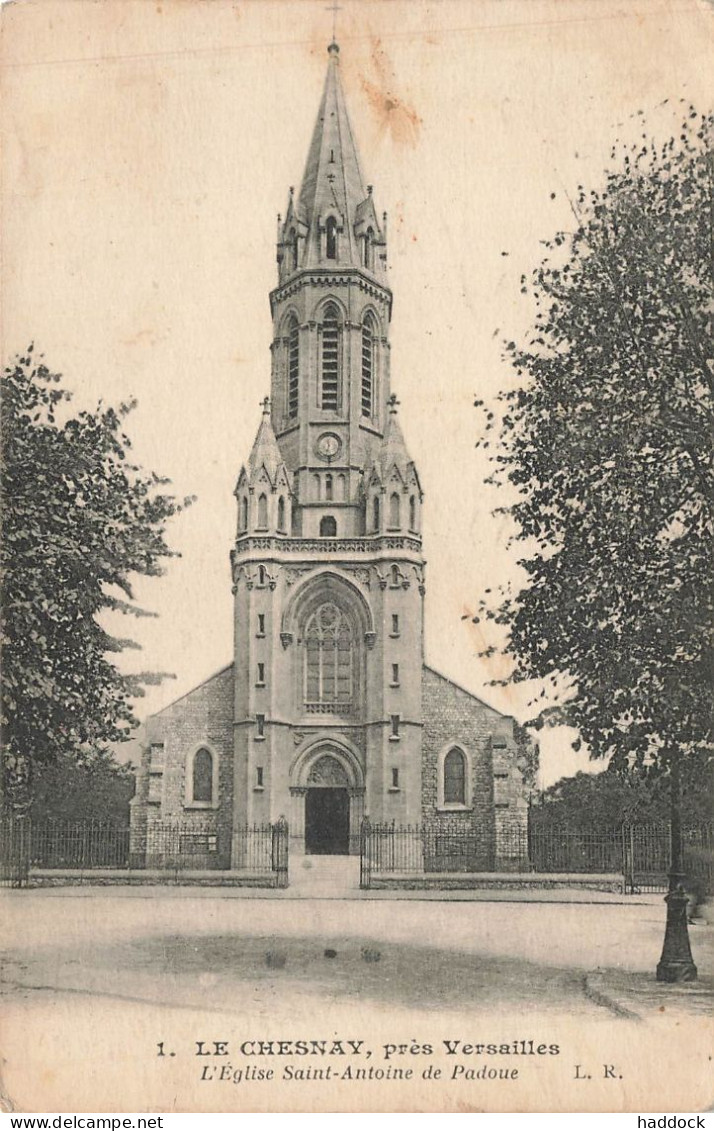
[359,819,714,892]
[0,818,289,887]
[621,823,714,894]
[0,817,30,887]
[32,820,131,869]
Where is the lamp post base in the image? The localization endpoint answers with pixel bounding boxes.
[656,886,697,983]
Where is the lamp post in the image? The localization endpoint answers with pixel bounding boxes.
[656,753,697,982]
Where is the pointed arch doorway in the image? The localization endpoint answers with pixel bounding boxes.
[290,745,364,856]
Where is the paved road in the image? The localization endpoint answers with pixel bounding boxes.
[2,888,712,1112]
[3,886,712,1017]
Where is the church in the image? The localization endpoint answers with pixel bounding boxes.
[130,40,529,874]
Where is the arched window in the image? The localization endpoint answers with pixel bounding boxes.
[287,316,299,418]
[192,747,214,804]
[258,565,266,586]
[372,495,380,533]
[364,226,374,270]
[443,748,466,805]
[336,473,346,501]
[409,495,416,531]
[326,216,338,260]
[361,316,375,418]
[240,496,248,531]
[320,515,337,537]
[321,304,340,411]
[313,473,321,500]
[289,229,298,272]
[325,473,334,501]
[391,564,400,586]
[257,493,268,530]
[389,492,401,529]
[304,602,353,707]
[277,496,286,532]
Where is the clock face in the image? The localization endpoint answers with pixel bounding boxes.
[315,432,341,460]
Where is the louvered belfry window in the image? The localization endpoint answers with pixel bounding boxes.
[361,317,374,417]
[287,317,299,418]
[321,306,340,410]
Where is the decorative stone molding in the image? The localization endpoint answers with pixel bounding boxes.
[284,566,310,587]
[234,534,423,554]
[280,631,293,649]
[307,755,350,786]
[364,631,377,649]
[343,566,371,588]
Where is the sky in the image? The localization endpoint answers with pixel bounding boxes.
[2,0,711,786]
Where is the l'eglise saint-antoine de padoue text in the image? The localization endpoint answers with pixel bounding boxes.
[185,1038,561,1084]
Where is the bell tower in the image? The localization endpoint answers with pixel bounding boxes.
[230,41,425,860]
[269,39,394,538]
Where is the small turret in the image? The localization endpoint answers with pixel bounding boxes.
[365,394,422,536]
[234,398,293,537]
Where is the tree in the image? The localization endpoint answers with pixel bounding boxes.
[531,768,714,832]
[476,108,712,980]
[29,751,135,824]
[1,350,191,809]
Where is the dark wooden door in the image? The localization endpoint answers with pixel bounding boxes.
[305,788,350,855]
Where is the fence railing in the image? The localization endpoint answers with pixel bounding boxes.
[0,818,31,888]
[359,820,714,892]
[0,817,289,888]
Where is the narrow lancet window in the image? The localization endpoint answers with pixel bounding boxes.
[444,748,466,805]
[326,216,338,260]
[192,748,213,804]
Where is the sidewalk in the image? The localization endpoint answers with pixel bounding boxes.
[11,881,662,904]
[585,966,714,1019]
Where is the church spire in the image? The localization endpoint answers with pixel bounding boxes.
[277,42,387,280]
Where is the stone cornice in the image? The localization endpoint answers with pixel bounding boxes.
[269,269,392,316]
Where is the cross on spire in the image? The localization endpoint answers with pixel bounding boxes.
[388,393,400,413]
[261,396,271,415]
[326,1,342,45]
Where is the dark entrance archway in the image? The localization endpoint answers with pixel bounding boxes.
[305,788,349,854]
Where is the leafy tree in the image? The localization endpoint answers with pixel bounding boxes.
[531,768,714,831]
[1,350,191,810]
[29,751,136,824]
[476,108,713,789]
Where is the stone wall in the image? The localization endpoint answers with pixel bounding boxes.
[131,665,235,868]
[421,665,528,871]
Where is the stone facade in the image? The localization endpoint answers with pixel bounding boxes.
[130,40,530,873]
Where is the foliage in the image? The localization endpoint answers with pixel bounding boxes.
[476,108,713,779]
[513,722,539,790]
[29,751,135,823]
[531,768,714,831]
[1,350,191,807]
